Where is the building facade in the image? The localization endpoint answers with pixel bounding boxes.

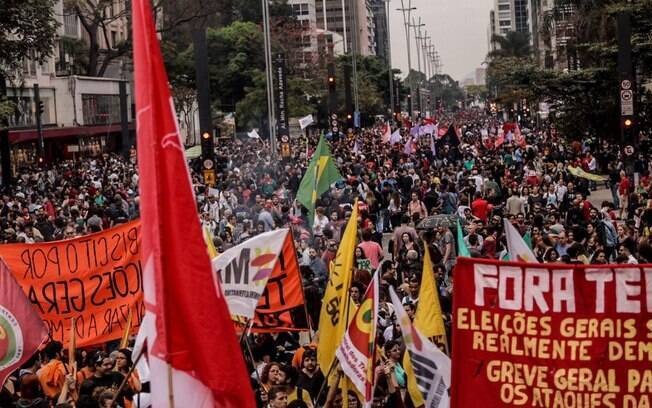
[488,0,537,51]
[4,0,133,166]
[315,0,377,56]
[370,0,389,62]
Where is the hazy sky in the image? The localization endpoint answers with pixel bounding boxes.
[387,0,493,81]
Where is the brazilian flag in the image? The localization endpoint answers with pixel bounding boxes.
[296,135,343,220]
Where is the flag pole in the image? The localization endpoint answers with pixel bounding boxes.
[314,358,339,404]
[243,335,262,384]
[288,237,314,342]
[167,363,175,407]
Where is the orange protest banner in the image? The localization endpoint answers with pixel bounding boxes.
[0,221,143,347]
[250,232,309,333]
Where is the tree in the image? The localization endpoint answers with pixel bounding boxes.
[486,1,652,141]
[1,0,58,77]
[488,31,532,59]
[427,74,464,109]
[64,0,132,77]
[1,0,58,119]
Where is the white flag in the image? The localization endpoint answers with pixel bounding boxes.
[389,287,451,408]
[299,114,314,130]
[247,129,260,139]
[212,229,289,318]
[419,123,436,136]
[504,219,539,262]
[389,129,402,145]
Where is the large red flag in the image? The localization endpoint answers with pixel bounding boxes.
[131,1,255,406]
[0,260,48,386]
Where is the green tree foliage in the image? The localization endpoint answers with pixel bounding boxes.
[1,0,58,121]
[488,31,532,59]
[487,0,652,140]
[428,74,465,109]
[0,0,58,77]
[65,0,131,77]
[167,19,403,131]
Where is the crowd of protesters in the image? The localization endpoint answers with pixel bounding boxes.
[1,110,652,407]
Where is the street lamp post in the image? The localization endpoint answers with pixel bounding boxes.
[385,0,395,120]
[349,0,360,120]
[261,0,277,158]
[397,0,416,119]
[411,18,425,116]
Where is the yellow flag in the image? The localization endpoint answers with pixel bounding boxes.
[405,245,448,406]
[203,226,218,258]
[119,307,133,349]
[414,245,447,338]
[317,201,358,375]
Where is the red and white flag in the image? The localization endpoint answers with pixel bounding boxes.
[0,260,48,386]
[382,123,391,143]
[131,1,255,406]
[335,272,379,407]
[514,123,526,147]
[494,129,505,149]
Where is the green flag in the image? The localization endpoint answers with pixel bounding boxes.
[297,136,343,220]
[456,219,471,257]
[524,231,533,249]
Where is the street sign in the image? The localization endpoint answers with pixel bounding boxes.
[620,79,634,116]
[621,90,634,115]
[281,142,291,158]
[203,169,216,187]
[624,145,635,156]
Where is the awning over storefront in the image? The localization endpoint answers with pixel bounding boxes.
[8,123,134,144]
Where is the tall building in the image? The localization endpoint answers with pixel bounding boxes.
[288,0,319,67]
[541,1,577,71]
[315,0,376,56]
[488,0,537,51]
[370,0,388,61]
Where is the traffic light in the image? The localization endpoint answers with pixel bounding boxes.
[622,117,635,144]
[200,131,214,161]
[327,64,336,89]
[38,101,44,115]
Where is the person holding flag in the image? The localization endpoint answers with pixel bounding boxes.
[317,202,359,377]
[335,270,380,407]
[296,135,343,224]
[130,0,255,406]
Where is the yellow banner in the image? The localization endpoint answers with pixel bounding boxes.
[317,201,359,375]
[567,165,608,182]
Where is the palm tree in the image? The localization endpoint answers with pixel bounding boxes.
[488,31,532,59]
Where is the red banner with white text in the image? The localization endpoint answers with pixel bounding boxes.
[452,257,652,408]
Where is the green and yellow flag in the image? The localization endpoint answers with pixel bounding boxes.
[405,245,448,406]
[297,136,343,220]
[317,201,358,376]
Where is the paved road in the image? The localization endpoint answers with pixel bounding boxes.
[587,188,613,208]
